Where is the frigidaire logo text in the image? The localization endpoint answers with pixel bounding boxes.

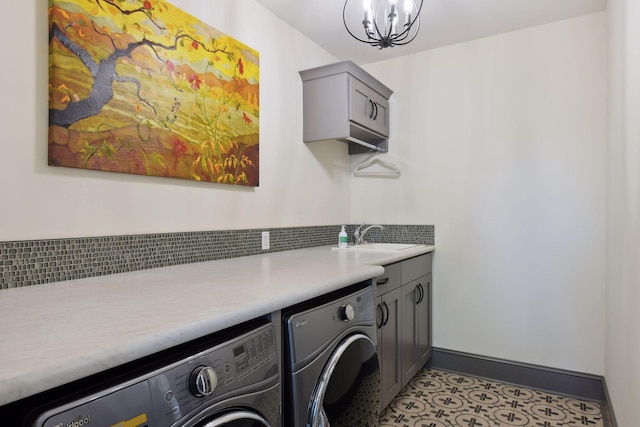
[53,415,91,427]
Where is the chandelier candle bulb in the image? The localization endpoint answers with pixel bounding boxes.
[404,0,412,25]
[363,0,373,34]
[389,3,398,35]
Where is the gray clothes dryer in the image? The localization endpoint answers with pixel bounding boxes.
[283,282,380,427]
[23,320,280,427]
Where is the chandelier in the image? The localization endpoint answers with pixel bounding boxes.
[343,0,424,49]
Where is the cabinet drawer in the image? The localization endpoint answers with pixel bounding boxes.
[402,253,432,283]
[375,262,402,295]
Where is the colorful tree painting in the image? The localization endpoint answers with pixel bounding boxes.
[48,0,260,186]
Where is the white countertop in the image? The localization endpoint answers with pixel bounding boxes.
[0,244,434,406]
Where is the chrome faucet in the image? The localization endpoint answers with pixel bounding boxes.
[354,224,384,245]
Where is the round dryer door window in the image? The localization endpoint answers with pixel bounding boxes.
[308,333,381,427]
[196,411,271,427]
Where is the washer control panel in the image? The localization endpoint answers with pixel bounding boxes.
[285,284,376,367]
[35,323,278,427]
[148,324,277,425]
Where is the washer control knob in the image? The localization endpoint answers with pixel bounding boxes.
[189,366,218,398]
[339,304,355,321]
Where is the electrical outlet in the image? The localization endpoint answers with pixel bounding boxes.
[262,231,270,250]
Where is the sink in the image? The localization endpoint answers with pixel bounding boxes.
[334,243,422,252]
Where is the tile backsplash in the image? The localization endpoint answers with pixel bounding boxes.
[0,224,434,289]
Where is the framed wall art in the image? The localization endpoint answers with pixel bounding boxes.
[48,0,260,186]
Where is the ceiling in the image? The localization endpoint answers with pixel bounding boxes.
[254,0,607,65]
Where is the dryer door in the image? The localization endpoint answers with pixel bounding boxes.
[197,411,270,427]
[308,333,380,427]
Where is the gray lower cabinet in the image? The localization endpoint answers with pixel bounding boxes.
[401,274,432,386]
[377,286,402,409]
[376,253,433,410]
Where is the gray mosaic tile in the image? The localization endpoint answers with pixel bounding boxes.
[0,224,434,289]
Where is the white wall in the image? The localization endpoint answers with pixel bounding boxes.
[605,0,640,424]
[0,0,348,241]
[354,14,608,374]
[2,0,615,384]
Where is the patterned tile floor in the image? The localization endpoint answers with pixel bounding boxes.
[379,368,604,427]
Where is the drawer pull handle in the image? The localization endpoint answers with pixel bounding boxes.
[377,277,389,285]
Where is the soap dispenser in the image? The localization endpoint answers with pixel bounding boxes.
[338,225,348,248]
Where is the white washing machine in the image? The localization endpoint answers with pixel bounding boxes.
[15,319,280,427]
[282,281,380,427]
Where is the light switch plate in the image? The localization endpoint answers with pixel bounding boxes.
[262,231,270,250]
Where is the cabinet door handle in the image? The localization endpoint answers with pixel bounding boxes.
[416,283,424,304]
[368,99,375,119]
[373,102,378,120]
[414,285,421,304]
[382,301,389,326]
[376,304,384,329]
[377,277,389,285]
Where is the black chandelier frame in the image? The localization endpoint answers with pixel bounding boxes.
[343,0,424,49]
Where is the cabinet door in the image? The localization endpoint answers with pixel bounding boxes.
[417,274,432,368]
[401,280,420,386]
[349,77,389,137]
[377,287,402,410]
[402,274,432,386]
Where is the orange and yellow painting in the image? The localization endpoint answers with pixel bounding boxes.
[48,0,260,186]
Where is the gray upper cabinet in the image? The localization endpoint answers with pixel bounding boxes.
[299,61,393,155]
